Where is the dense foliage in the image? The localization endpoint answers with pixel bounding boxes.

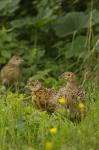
[0,0,98,85]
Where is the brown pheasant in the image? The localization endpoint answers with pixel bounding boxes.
[56,72,88,119]
[62,72,86,99]
[0,55,24,86]
[26,78,58,113]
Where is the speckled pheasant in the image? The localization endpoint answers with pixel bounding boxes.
[56,72,87,119]
[26,78,58,113]
[0,55,24,86]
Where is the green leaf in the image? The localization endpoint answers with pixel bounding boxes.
[1,50,11,58]
[53,10,99,37]
[53,12,88,37]
[64,36,87,58]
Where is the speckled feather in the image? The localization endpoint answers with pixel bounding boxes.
[55,72,88,119]
[27,79,58,113]
[56,72,87,105]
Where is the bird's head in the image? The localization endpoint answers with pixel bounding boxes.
[26,78,42,91]
[61,72,77,82]
[8,55,24,66]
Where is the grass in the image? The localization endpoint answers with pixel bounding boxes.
[0,83,99,150]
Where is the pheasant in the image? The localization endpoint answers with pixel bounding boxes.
[56,72,88,119]
[0,55,24,86]
[26,78,58,113]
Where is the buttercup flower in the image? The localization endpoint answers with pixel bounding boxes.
[45,141,53,150]
[50,127,57,135]
[58,98,65,105]
[78,102,85,110]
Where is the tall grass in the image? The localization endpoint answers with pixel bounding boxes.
[0,83,98,150]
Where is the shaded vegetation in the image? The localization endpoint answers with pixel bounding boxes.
[0,0,98,84]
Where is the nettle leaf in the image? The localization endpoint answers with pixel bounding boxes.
[53,10,99,37]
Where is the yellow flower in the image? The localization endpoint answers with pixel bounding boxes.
[78,102,85,110]
[45,141,53,150]
[58,98,65,105]
[50,127,57,135]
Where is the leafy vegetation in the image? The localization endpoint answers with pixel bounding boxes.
[0,0,98,82]
[0,0,99,149]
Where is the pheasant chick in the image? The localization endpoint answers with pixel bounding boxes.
[0,55,24,86]
[56,72,88,119]
[26,79,58,113]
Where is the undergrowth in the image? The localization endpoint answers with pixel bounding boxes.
[0,83,98,150]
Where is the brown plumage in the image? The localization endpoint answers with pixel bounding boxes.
[56,72,88,119]
[0,55,24,86]
[26,79,58,113]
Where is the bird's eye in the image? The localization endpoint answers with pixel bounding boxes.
[68,74,71,76]
[16,57,19,60]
